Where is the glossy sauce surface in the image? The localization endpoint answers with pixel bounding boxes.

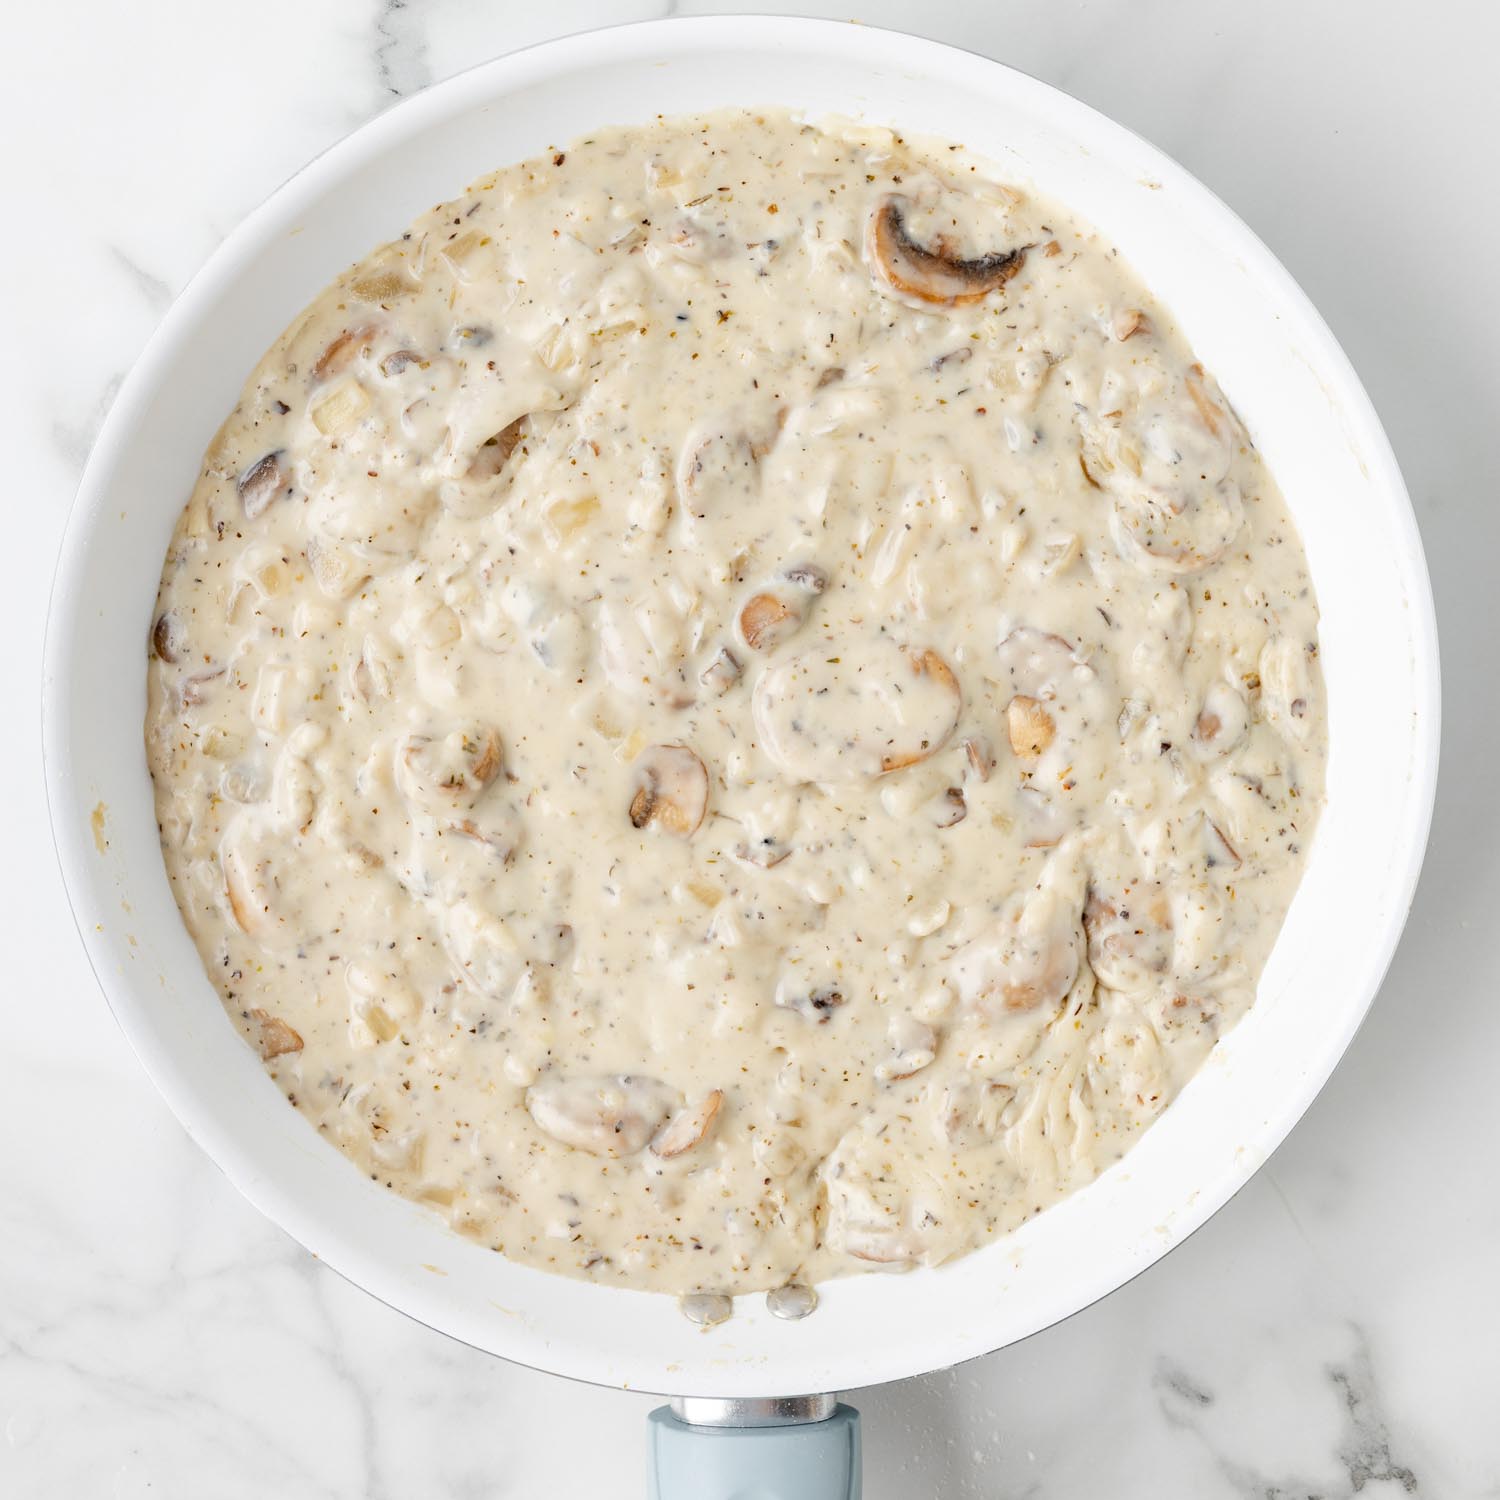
[146,112,1325,1296]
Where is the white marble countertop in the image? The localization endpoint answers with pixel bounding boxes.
[4,2,1497,1495]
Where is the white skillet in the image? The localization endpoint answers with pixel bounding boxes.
[42,18,1439,1497]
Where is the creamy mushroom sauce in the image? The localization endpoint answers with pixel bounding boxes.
[146,112,1325,1299]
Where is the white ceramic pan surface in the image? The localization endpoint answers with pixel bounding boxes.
[43,17,1439,1402]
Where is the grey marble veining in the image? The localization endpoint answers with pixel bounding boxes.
[373,0,432,102]
[4,2,1497,1496]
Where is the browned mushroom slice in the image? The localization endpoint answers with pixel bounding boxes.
[379,348,425,377]
[311,324,379,383]
[1115,479,1245,575]
[951,886,1082,1018]
[1005,695,1055,760]
[963,735,995,782]
[676,426,758,522]
[466,416,527,482]
[248,1007,303,1061]
[395,725,503,816]
[238,452,287,520]
[754,640,962,783]
[628,745,709,837]
[151,611,183,663]
[866,195,1029,307]
[738,565,828,653]
[738,593,797,652]
[651,1090,725,1159]
[526,1074,678,1157]
[881,650,962,772]
[1111,308,1150,341]
[1083,884,1174,991]
[995,627,1089,769]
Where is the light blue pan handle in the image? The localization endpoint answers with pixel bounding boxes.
[648,1397,861,1500]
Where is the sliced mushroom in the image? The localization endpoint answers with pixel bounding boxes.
[395,725,503,816]
[675,423,764,554]
[754,640,962,782]
[774,980,845,1024]
[237,452,287,521]
[151,611,183,663]
[1084,883,1174,991]
[866,195,1028,307]
[1114,479,1245,576]
[222,827,291,950]
[651,1089,724,1158]
[247,1007,303,1061]
[738,593,798,652]
[1006,695,1055,760]
[994,627,1097,780]
[441,900,525,1001]
[698,647,741,697]
[379,348,425,377]
[628,744,709,837]
[930,787,967,828]
[466,416,526,482]
[1190,680,1250,760]
[526,1074,678,1157]
[737,565,827,652]
[1202,814,1243,871]
[1074,358,1243,574]
[963,735,995,782]
[311,324,378,383]
[874,1015,937,1081]
[1111,308,1149,341]
[951,884,1083,1017]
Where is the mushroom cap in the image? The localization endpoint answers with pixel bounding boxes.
[866,194,1029,307]
[753,639,962,783]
